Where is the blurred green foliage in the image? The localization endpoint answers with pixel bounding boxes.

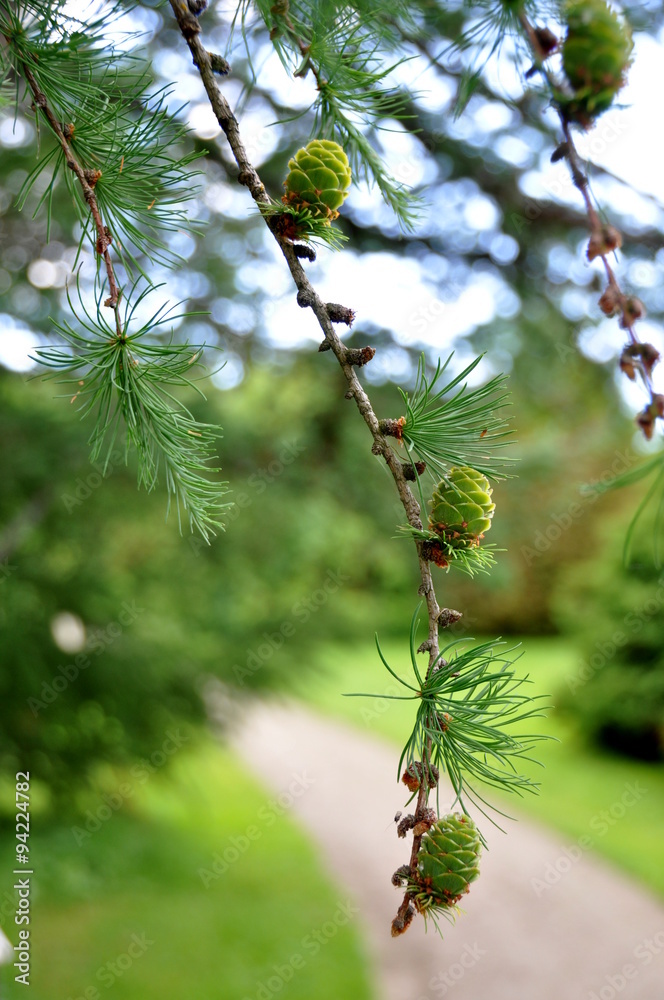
[0,332,645,808]
[0,743,373,999]
[554,513,664,760]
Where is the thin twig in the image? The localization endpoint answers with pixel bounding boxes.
[168,0,441,928]
[518,11,655,401]
[17,60,123,333]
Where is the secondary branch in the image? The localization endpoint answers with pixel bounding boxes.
[168,0,442,930]
[17,61,123,332]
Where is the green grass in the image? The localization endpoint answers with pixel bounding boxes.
[0,743,373,1000]
[293,635,664,898]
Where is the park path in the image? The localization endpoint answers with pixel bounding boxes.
[215,694,664,1000]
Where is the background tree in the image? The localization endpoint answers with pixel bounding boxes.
[1,0,663,944]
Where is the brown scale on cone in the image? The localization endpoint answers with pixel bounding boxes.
[433,523,482,548]
[412,874,466,913]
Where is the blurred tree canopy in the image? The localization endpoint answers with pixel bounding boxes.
[2,0,664,802]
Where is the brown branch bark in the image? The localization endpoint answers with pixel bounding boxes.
[167,0,443,930]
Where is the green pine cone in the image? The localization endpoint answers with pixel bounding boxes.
[561,0,632,124]
[283,139,352,222]
[409,813,481,912]
[430,467,495,550]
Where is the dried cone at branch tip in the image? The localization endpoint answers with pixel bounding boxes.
[620,348,637,381]
[639,342,660,376]
[430,467,495,551]
[561,0,633,124]
[587,224,622,261]
[637,395,664,440]
[598,284,621,316]
[283,139,351,222]
[408,813,481,914]
[620,296,645,329]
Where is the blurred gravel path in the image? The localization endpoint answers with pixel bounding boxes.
[221,697,664,1000]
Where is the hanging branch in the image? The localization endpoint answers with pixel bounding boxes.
[166,6,442,637]
[424,0,664,560]
[169,0,445,933]
[7,36,123,328]
[1,3,230,536]
[169,0,544,937]
[509,2,664,562]
[516,9,659,424]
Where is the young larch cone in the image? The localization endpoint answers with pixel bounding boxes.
[408,813,482,913]
[429,467,495,550]
[561,0,633,125]
[282,139,351,222]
